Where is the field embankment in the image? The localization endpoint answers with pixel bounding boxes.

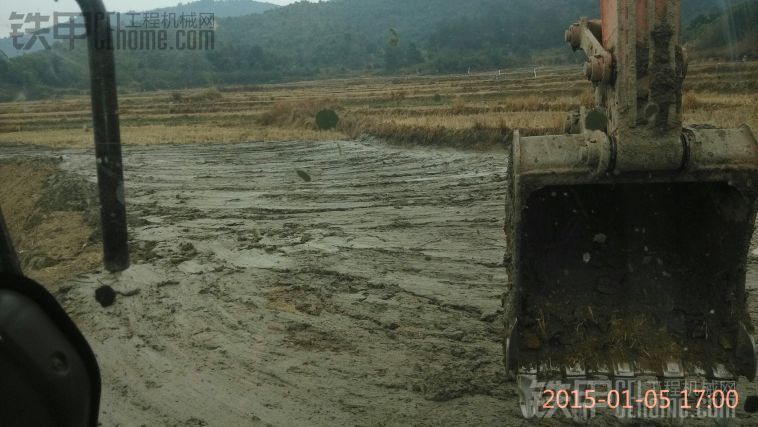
[0,61,755,151]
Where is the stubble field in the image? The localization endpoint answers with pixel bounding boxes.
[0,61,755,150]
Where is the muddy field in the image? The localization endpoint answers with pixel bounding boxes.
[2,139,758,425]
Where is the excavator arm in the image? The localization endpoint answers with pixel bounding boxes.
[504,0,758,418]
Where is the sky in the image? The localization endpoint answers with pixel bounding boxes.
[0,0,298,33]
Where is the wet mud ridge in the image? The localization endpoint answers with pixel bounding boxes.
[3,140,758,425]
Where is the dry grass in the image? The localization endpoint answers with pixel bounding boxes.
[258,98,342,129]
[385,111,566,131]
[0,62,756,150]
[0,160,101,285]
[0,124,345,148]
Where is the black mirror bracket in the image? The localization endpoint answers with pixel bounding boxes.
[77,0,130,272]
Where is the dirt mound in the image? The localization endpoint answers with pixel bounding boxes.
[37,170,100,218]
[0,158,101,286]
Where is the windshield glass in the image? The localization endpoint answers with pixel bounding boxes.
[1,0,757,424]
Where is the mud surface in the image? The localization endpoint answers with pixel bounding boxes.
[2,139,758,425]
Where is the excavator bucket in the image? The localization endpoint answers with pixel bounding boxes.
[503,0,758,410]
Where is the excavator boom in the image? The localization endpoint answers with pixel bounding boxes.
[504,0,758,418]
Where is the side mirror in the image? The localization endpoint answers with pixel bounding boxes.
[0,273,100,426]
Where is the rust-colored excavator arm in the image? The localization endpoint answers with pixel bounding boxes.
[504,0,758,417]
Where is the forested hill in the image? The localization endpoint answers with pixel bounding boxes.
[147,0,279,18]
[0,0,750,100]
[683,0,758,58]
[213,0,599,76]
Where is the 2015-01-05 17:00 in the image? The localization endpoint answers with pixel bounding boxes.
[542,387,740,410]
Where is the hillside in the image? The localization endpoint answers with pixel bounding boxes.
[146,0,278,17]
[682,0,732,23]
[0,0,750,100]
[684,0,758,58]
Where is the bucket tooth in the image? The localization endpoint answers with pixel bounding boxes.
[686,365,706,378]
[712,364,734,381]
[663,360,684,380]
[539,360,561,380]
[613,361,634,379]
[564,362,586,380]
[516,370,540,419]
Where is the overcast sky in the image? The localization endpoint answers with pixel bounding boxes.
[1,0,298,33]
